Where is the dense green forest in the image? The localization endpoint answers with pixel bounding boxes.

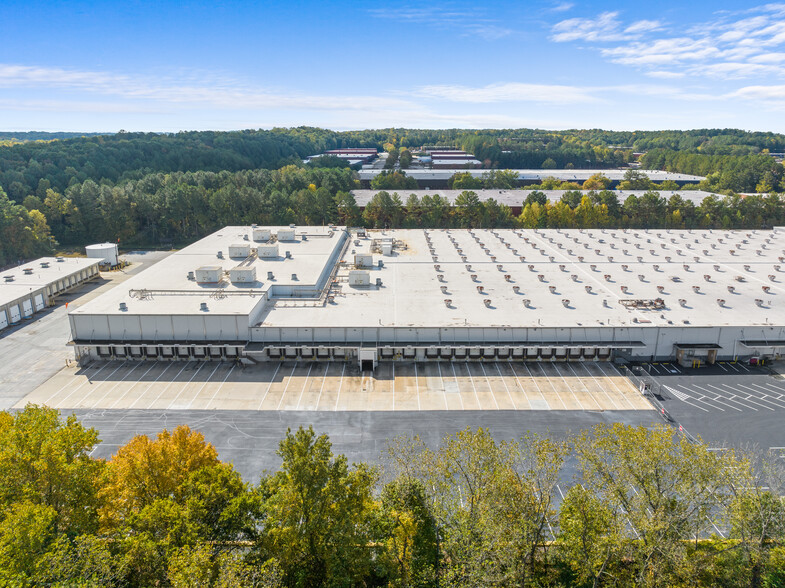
[2,128,785,265]
[1,404,782,588]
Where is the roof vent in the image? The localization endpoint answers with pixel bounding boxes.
[549,285,556,293]
[728,285,735,293]
[285,251,292,259]
[744,264,751,271]
[440,285,448,294]
[653,264,660,271]
[559,264,566,271]
[590,264,597,271]
[607,256,614,263]
[437,274,446,282]
[621,264,629,271]
[585,285,593,293]
[187,271,195,280]
[434,264,441,272]
[119,302,127,311]
[638,274,645,281]
[504,274,512,282]
[267,271,274,280]
[692,285,701,293]
[477,285,485,293]
[756,298,764,307]
[679,299,687,307]
[56,257,64,262]
[604,274,612,281]
[465,264,472,271]
[620,285,629,293]
[571,274,578,282]
[657,285,665,292]
[683,264,690,271]
[291,273,298,281]
[512,285,520,293]
[497,264,504,271]
[562,299,570,307]
[3,275,13,282]
[471,274,478,282]
[717,299,725,307]
[444,299,452,307]
[484,299,492,307]
[665,256,671,262]
[243,234,249,241]
[538,274,546,282]
[23,268,33,275]
[704,274,711,282]
[762,285,771,293]
[776,265,782,272]
[528,264,535,271]
[522,299,531,307]
[40,261,50,268]
[200,302,208,311]
[217,251,223,259]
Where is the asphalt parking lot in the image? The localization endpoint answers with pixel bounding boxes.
[629,361,785,450]
[20,360,651,412]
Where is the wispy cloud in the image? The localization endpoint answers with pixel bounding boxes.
[414,82,600,104]
[551,2,574,13]
[367,6,513,39]
[551,4,785,81]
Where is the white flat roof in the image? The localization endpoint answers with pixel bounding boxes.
[72,226,785,331]
[351,190,717,207]
[257,228,785,329]
[357,169,705,182]
[1,257,99,306]
[71,226,345,317]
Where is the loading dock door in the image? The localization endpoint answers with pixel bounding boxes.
[22,299,33,317]
[0,310,7,330]
[9,305,21,323]
[34,294,44,311]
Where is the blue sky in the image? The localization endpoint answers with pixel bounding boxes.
[2,0,785,132]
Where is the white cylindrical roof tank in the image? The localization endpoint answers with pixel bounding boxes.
[85,243,119,266]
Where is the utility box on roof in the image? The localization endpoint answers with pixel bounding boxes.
[229,266,257,283]
[354,253,373,268]
[195,266,222,284]
[257,244,279,259]
[348,270,371,286]
[277,228,296,241]
[252,228,271,242]
[381,242,393,256]
[228,244,251,258]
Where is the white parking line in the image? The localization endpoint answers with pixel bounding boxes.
[737,363,750,372]
[559,363,603,411]
[527,362,567,410]
[43,361,114,406]
[168,362,221,409]
[596,363,637,407]
[392,363,395,410]
[450,362,464,410]
[56,361,127,407]
[145,362,190,409]
[414,362,421,411]
[465,362,481,408]
[575,363,624,410]
[257,363,281,410]
[333,363,346,411]
[717,363,728,372]
[276,362,299,410]
[437,362,448,410]
[314,363,330,410]
[126,362,175,409]
[203,364,237,409]
[478,363,500,410]
[697,383,772,411]
[108,362,158,409]
[649,364,662,374]
[726,362,740,373]
[664,385,711,412]
[90,362,146,408]
[506,362,532,409]
[685,384,743,411]
[494,363,517,410]
[295,363,314,410]
[717,383,782,410]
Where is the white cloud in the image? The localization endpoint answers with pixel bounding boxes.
[550,11,624,42]
[367,6,512,39]
[551,2,574,12]
[415,82,600,104]
[551,4,785,81]
[645,70,687,79]
[625,20,664,34]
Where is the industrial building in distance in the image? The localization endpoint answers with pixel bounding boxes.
[357,168,705,188]
[68,225,785,369]
[352,189,718,215]
[1,257,100,332]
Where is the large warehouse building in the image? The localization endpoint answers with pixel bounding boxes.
[1,257,100,332]
[69,225,785,367]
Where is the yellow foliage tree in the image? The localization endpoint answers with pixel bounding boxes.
[99,425,219,530]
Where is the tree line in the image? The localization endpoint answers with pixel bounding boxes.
[6,164,785,266]
[1,404,783,587]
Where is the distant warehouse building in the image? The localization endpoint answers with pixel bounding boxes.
[69,225,785,368]
[1,257,100,332]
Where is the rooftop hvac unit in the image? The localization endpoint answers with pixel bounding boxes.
[252,228,272,242]
[348,270,370,286]
[230,266,257,283]
[195,266,222,284]
[229,243,251,258]
[276,228,296,241]
[257,244,279,258]
[354,253,373,268]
